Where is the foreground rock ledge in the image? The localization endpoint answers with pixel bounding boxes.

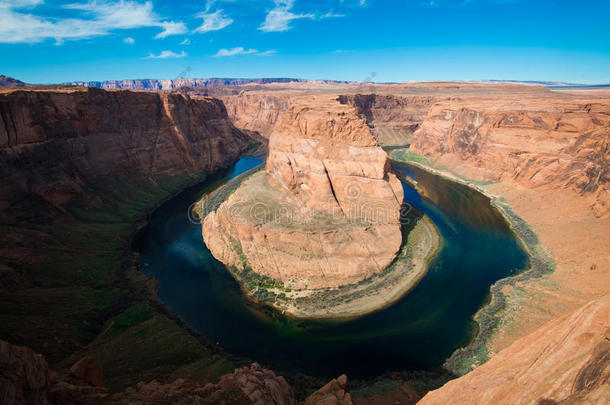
[202,97,439,317]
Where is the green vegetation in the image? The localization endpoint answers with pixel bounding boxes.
[0,168,242,390]
[64,303,235,391]
[391,148,497,186]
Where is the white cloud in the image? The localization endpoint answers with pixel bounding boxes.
[0,0,187,44]
[213,46,276,57]
[64,0,158,29]
[1,0,44,7]
[124,36,135,44]
[155,21,187,39]
[193,9,233,34]
[259,0,314,32]
[146,50,187,58]
[180,38,190,45]
[320,11,346,19]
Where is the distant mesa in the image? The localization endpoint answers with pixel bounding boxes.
[0,75,26,87]
[62,77,351,91]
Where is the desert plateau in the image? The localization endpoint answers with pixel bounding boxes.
[1,1,609,404]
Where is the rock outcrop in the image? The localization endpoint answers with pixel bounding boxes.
[304,374,352,405]
[410,99,609,215]
[0,339,355,405]
[419,297,610,405]
[203,97,404,291]
[112,363,296,405]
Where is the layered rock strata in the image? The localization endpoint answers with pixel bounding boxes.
[0,87,254,223]
[203,97,404,291]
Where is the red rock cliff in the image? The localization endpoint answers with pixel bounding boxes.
[0,87,255,223]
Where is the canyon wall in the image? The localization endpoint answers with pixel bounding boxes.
[339,87,609,215]
[0,87,254,224]
[219,93,292,138]
[0,87,256,369]
[338,94,434,146]
[409,97,609,216]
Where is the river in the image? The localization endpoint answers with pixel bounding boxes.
[134,154,529,379]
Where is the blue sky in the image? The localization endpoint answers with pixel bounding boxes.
[1,0,609,84]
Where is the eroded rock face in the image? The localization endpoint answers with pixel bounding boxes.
[338,87,609,217]
[418,297,610,405]
[203,97,404,290]
[0,340,51,405]
[338,94,434,146]
[220,93,292,138]
[0,87,254,224]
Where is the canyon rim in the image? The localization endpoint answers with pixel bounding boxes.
[1,1,609,403]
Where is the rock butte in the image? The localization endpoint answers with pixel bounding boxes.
[203,97,405,290]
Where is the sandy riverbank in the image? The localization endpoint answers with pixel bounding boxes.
[271,214,441,319]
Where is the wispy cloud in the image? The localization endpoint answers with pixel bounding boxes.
[123,36,135,44]
[0,0,186,44]
[194,9,233,33]
[146,50,187,59]
[259,0,314,32]
[180,38,191,45]
[257,49,277,56]
[320,11,346,19]
[214,46,276,57]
